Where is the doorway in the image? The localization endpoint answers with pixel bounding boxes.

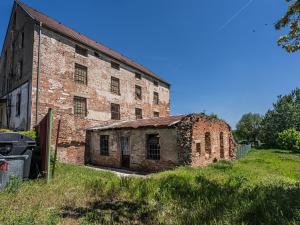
[120,136,130,168]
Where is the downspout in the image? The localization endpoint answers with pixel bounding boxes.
[35,22,42,125]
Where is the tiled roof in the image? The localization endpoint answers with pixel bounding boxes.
[16,1,169,85]
[87,115,185,131]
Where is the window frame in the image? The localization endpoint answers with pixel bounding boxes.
[74,63,88,85]
[135,72,142,79]
[111,103,120,120]
[73,96,87,118]
[135,85,142,100]
[153,80,159,86]
[147,134,160,160]
[135,108,143,120]
[111,61,120,70]
[205,132,212,156]
[153,92,159,105]
[153,111,159,117]
[111,76,120,95]
[100,135,109,156]
[75,45,88,57]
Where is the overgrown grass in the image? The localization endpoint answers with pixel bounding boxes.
[1,149,300,225]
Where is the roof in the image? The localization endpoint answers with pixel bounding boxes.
[87,115,185,131]
[15,1,169,86]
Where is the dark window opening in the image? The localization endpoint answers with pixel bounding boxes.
[135,72,141,79]
[220,132,225,158]
[153,111,159,117]
[111,61,120,70]
[153,92,159,105]
[100,135,109,156]
[74,96,87,117]
[153,80,159,86]
[75,45,88,57]
[18,61,23,79]
[16,93,21,116]
[75,64,87,85]
[196,143,201,153]
[20,32,24,49]
[135,85,142,100]
[94,52,99,57]
[205,132,212,156]
[12,13,16,30]
[147,134,160,160]
[111,77,120,95]
[111,103,120,120]
[135,108,142,120]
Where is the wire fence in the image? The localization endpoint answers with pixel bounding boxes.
[235,144,252,160]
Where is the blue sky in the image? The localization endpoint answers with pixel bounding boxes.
[0,0,299,127]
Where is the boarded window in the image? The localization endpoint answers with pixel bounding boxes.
[111,61,120,70]
[75,45,88,57]
[73,96,87,117]
[111,77,120,95]
[16,93,21,116]
[205,132,212,156]
[135,72,141,79]
[135,85,142,100]
[111,103,120,120]
[196,143,201,153]
[153,92,159,105]
[153,80,159,86]
[147,134,160,160]
[100,135,109,156]
[220,132,225,158]
[135,108,142,119]
[75,64,87,85]
[153,111,159,117]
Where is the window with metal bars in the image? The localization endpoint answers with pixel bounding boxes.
[73,96,87,117]
[111,103,120,120]
[147,134,160,160]
[135,85,142,100]
[220,132,225,158]
[74,64,87,85]
[153,92,159,105]
[135,108,142,119]
[111,61,120,70]
[100,135,109,156]
[153,111,159,117]
[205,132,212,156]
[111,77,120,95]
[75,45,88,57]
[16,92,21,116]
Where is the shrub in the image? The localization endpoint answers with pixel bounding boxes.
[277,128,300,152]
[0,129,37,140]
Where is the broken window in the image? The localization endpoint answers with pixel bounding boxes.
[73,96,87,117]
[220,132,225,158]
[74,64,87,85]
[205,132,212,156]
[75,45,88,57]
[153,92,159,105]
[111,61,120,70]
[153,111,159,117]
[100,135,109,156]
[16,92,21,116]
[135,85,142,100]
[153,80,159,86]
[135,108,142,120]
[111,103,120,120]
[196,143,201,153]
[135,72,141,79]
[147,134,160,160]
[111,77,120,95]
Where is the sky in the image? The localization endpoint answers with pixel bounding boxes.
[0,0,299,128]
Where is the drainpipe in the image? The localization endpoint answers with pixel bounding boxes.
[35,22,42,125]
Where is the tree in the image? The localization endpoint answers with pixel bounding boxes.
[275,0,300,52]
[259,88,300,147]
[235,113,262,144]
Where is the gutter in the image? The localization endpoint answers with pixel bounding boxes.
[35,21,42,125]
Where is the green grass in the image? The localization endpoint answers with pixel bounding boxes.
[1,149,300,225]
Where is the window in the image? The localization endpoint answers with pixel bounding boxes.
[205,132,212,156]
[220,132,225,158]
[147,134,160,160]
[153,92,159,105]
[17,61,23,78]
[73,96,87,117]
[135,72,141,79]
[153,111,159,117]
[19,32,24,49]
[135,85,142,100]
[196,143,201,153]
[153,80,159,86]
[111,61,120,70]
[100,135,109,156]
[74,64,87,85]
[12,13,16,30]
[111,103,120,120]
[135,108,142,119]
[16,93,21,116]
[111,77,120,95]
[75,45,88,57]
[94,52,99,57]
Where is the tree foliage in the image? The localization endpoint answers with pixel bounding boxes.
[276,0,300,52]
[235,113,262,143]
[259,88,300,147]
[277,128,300,152]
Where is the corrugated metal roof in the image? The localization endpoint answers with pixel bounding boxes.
[16,1,169,85]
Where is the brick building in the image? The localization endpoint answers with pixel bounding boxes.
[86,114,234,172]
[0,1,170,163]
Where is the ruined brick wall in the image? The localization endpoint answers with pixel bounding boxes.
[30,26,170,164]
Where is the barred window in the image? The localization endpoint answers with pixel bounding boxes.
[135,72,141,79]
[220,132,225,158]
[153,92,159,105]
[75,45,88,57]
[135,108,142,120]
[111,103,120,120]
[153,111,159,117]
[16,93,21,116]
[74,96,87,117]
[205,132,212,156]
[75,64,87,85]
[111,77,120,95]
[135,85,142,100]
[100,135,109,156]
[147,134,160,160]
[111,61,120,70]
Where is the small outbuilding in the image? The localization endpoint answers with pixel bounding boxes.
[85,114,235,172]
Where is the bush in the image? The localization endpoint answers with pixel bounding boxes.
[0,129,37,140]
[277,128,300,152]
